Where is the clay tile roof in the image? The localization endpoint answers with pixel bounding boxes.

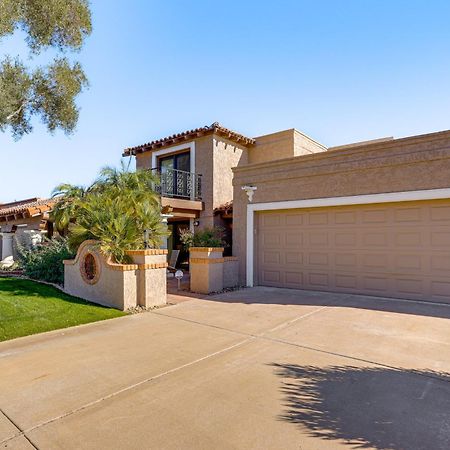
[214,201,233,215]
[0,198,55,219]
[123,122,255,156]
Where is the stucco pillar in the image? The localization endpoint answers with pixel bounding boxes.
[127,249,168,308]
[0,232,15,265]
[189,247,224,294]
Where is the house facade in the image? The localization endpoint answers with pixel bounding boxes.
[124,122,326,262]
[233,129,450,304]
[126,122,450,304]
[0,198,55,263]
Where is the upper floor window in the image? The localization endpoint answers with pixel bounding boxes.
[158,151,190,173]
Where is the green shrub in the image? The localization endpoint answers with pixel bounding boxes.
[180,226,226,248]
[17,237,75,285]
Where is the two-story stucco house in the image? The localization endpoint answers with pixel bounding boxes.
[126,123,450,304]
[123,122,326,263]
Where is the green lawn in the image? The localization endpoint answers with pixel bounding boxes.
[0,277,126,342]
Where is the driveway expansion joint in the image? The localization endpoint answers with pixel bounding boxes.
[0,409,38,449]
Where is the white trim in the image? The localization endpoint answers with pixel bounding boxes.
[151,142,196,175]
[246,187,450,287]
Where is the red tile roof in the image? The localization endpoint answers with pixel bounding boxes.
[123,122,255,156]
[0,198,55,220]
[214,201,233,215]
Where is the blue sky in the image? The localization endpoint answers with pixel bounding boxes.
[1,0,450,201]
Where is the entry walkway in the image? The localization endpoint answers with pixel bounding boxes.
[0,287,449,449]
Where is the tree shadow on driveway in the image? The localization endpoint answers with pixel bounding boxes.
[271,363,450,450]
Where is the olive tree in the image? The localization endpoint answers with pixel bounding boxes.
[0,0,92,138]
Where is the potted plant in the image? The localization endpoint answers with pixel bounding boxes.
[180,226,227,294]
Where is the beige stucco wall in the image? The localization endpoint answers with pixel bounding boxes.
[64,242,137,311]
[128,250,168,308]
[134,134,248,229]
[223,257,239,288]
[213,137,248,209]
[233,130,450,283]
[189,247,224,293]
[64,242,167,310]
[248,129,326,165]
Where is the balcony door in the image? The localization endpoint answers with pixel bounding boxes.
[158,152,191,198]
[159,152,190,173]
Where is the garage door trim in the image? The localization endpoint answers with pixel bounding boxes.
[246,188,450,286]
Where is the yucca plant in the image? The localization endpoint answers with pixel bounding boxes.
[51,163,168,263]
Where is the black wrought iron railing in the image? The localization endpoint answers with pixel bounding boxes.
[152,168,202,200]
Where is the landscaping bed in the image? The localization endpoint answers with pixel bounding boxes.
[0,277,126,342]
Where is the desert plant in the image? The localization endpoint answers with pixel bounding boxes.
[180,226,226,249]
[17,237,75,285]
[51,183,87,234]
[51,163,168,263]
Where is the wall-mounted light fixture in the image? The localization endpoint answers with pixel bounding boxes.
[193,220,200,227]
[241,185,257,202]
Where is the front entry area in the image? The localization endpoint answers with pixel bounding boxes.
[256,199,450,303]
[167,220,190,268]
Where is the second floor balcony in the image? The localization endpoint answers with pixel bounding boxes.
[152,168,202,201]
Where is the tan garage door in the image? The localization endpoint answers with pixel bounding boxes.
[256,199,450,303]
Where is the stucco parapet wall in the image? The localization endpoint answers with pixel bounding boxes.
[63,241,168,271]
[224,256,238,262]
[190,258,225,264]
[63,258,138,271]
[138,262,168,270]
[232,128,450,181]
[126,249,168,256]
[188,247,225,252]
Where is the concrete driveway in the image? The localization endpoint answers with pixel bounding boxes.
[0,287,449,450]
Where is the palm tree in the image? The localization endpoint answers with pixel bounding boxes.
[51,163,168,263]
[51,184,87,234]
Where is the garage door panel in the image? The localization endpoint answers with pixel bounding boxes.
[362,253,389,269]
[308,232,328,246]
[335,253,358,267]
[335,274,358,289]
[334,211,357,224]
[362,209,388,223]
[256,200,450,303]
[395,231,423,247]
[431,254,450,272]
[261,270,281,284]
[262,251,280,264]
[262,232,281,247]
[308,252,329,266]
[362,231,388,247]
[395,278,424,296]
[285,271,303,286]
[285,252,302,264]
[430,205,450,221]
[394,207,422,222]
[394,254,423,271]
[285,213,303,225]
[430,280,450,299]
[308,272,329,287]
[285,232,303,247]
[308,211,329,225]
[431,231,450,247]
[335,232,357,247]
